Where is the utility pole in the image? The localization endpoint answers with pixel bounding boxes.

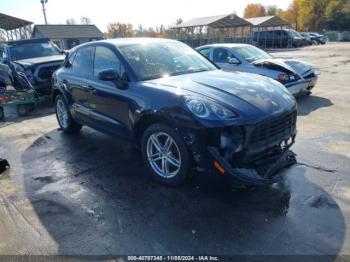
[40,0,48,24]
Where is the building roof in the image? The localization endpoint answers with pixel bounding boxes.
[32,24,104,39]
[245,16,290,27]
[0,13,32,30]
[170,14,252,29]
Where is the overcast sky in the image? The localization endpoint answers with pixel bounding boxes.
[2,0,292,32]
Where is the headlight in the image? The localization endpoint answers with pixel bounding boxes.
[185,97,237,120]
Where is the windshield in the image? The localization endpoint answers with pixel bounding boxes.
[9,41,61,61]
[118,41,217,81]
[232,45,272,63]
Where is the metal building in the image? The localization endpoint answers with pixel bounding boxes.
[32,24,104,50]
[170,14,252,47]
[170,14,292,48]
[0,13,33,41]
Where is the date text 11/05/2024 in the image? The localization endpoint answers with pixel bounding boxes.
[127,256,220,261]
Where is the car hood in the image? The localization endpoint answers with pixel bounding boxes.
[14,55,65,67]
[253,58,314,77]
[146,70,296,119]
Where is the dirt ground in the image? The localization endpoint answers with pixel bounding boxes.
[0,42,349,258]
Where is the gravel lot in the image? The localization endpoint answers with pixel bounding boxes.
[0,42,349,258]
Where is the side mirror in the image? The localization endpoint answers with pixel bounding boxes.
[98,69,120,81]
[228,57,240,65]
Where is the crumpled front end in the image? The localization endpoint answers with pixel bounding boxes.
[284,60,319,95]
[185,109,298,186]
[253,58,319,96]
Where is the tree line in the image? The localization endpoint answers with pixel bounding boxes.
[243,0,350,31]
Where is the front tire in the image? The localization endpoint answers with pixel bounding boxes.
[55,94,82,133]
[141,124,190,186]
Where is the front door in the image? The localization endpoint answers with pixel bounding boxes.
[89,45,131,138]
[65,46,95,125]
[213,47,241,71]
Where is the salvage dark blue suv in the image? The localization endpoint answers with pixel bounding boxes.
[52,38,297,186]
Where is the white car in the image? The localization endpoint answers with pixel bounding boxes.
[196,43,319,96]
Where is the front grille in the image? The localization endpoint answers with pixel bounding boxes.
[37,65,60,80]
[248,110,297,150]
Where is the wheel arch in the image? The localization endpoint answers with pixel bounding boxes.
[52,88,62,104]
[52,85,70,106]
[133,112,180,145]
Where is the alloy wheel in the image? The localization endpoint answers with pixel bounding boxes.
[56,99,69,128]
[146,132,181,178]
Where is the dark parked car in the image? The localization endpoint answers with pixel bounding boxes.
[299,32,314,45]
[52,38,297,186]
[300,32,327,45]
[253,30,304,48]
[0,38,65,95]
[309,32,327,45]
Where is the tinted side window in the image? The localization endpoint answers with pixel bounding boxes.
[72,46,94,76]
[213,48,232,63]
[94,46,127,80]
[199,48,211,59]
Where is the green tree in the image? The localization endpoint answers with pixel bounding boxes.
[266,5,283,16]
[298,0,331,31]
[325,0,350,30]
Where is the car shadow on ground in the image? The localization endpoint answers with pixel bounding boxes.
[297,95,333,116]
[21,128,345,255]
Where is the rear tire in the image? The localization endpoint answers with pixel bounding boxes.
[141,123,190,186]
[55,94,82,133]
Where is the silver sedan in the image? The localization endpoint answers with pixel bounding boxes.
[196,43,318,96]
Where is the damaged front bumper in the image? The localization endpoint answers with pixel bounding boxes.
[185,109,298,186]
[208,140,296,186]
[285,73,318,96]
